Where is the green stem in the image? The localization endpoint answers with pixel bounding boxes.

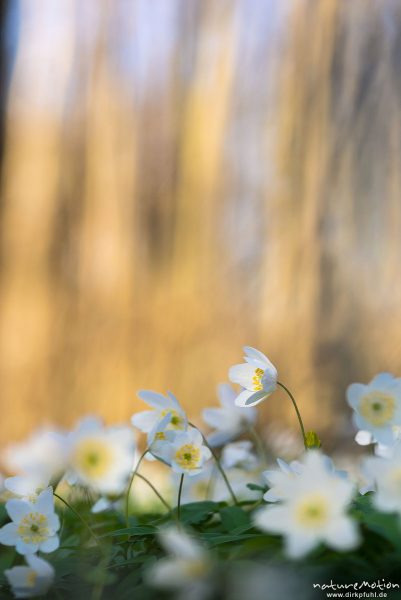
[189,422,238,505]
[125,448,149,527]
[53,492,100,546]
[135,473,171,511]
[177,474,184,521]
[277,381,307,450]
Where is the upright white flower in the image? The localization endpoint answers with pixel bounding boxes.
[4,475,50,504]
[2,429,68,480]
[157,427,212,476]
[66,417,136,496]
[221,441,259,471]
[0,488,60,555]
[202,383,257,447]
[347,373,401,445]
[147,526,210,598]
[229,346,278,407]
[5,554,55,598]
[254,451,359,558]
[132,391,188,434]
[363,445,401,514]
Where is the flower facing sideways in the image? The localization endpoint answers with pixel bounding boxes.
[0,487,60,555]
[158,428,212,476]
[132,391,188,434]
[347,373,401,445]
[229,346,278,407]
[5,554,55,598]
[254,451,359,558]
[67,417,136,496]
[148,526,211,597]
[202,383,257,447]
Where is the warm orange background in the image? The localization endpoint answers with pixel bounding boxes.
[1,0,401,448]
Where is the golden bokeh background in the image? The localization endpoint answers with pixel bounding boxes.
[1,0,401,447]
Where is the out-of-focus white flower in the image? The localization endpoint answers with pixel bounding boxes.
[132,391,187,434]
[5,553,55,598]
[2,429,68,480]
[262,458,304,503]
[4,475,50,504]
[229,346,277,407]
[254,451,359,559]
[221,441,259,471]
[363,445,401,514]
[158,428,211,476]
[91,496,122,514]
[0,474,15,503]
[347,374,401,445]
[66,417,136,496]
[172,465,263,504]
[0,488,60,555]
[148,526,210,599]
[202,384,257,447]
[263,456,347,503]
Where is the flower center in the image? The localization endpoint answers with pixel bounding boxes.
[161,409,185,430]
[73,438,114,480]
[175,444,201,470]
[155,431,166,441]
[26,570,38,587]
[295,494,329,529]
[359,392,396,427]
[252,368,265,391]
[17,512,49,544]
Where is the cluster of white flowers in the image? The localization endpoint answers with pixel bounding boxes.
[2,346,401,597]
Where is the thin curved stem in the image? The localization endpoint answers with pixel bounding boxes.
[125,448,149,527]
[135,473,171,511]
[177,474,185,521]
[189,422,238,505]
[277,381,307,450]
[53,492,100,546]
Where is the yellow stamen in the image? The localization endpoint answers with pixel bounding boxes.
[252,368,264,391]
[174,444,201,470]
[72,438,114,480]
[17,512,49,544]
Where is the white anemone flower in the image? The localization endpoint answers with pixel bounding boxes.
[229,346,278,407]
[2,429,68,480]
[202,383,257,447]
[0,487,60,555]
[254,451,359,558]
[363,445,401,514]
[4,475,50,504]
[132,391,188,434]
[347,373,401,445]
[158,427,212,476]
[5,554,55,598]
[148,526,210,599]
[262,455,347,503]
[66,417,136,496]
[221,441,259,471]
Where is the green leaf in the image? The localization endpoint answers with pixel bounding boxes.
[179,501,219,525]
[246,483,266,492]
[101,525,157,538]
[220,506,251,532]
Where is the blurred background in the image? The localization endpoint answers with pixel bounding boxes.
[1,0,401,448]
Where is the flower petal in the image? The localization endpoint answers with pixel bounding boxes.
[235,390,268,407]
[5,499,32,523]
[137,391,169,410]
[39,535,59,553]
[0,523,18,545]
